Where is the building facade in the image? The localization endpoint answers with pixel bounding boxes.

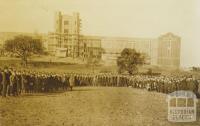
[55,12,81,35]
[101,33,180,68]
[47,12,102,59]
[46,12,181,68]
[101,37,158,65]
[47,33,80,57]
[157,33,181,68]
[50,12,81,57]
[79,35,102,60]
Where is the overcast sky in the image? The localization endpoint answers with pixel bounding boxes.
[0,0,199,67]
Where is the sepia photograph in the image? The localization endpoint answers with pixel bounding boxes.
[0,0,200,126]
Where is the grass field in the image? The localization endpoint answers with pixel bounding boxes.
[0,87,199,126]
[0,56,118,73]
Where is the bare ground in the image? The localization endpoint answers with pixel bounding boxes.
[0,87,200,126]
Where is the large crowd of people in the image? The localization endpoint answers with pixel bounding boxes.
[0,66,200,97]
[0,67,75,97]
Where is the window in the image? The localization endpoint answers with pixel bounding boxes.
[187,98,194,107]
[177,98,186,107]
[64,21,69,25]
[167,40,172,57]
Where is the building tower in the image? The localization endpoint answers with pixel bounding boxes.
[157,33,181,68]
[54,11,81,57]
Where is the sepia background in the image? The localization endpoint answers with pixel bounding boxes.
[0,1,200,126]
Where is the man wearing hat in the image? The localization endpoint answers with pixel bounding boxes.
[10,70,17,96]
[2,66,11,97]
[0,68,3,96]
[69,75,75,91]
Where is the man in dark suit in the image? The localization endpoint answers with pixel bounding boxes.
[69,75,75,91]
[0,68,3,96]
[2,67,11,97]
[10,71,17,96]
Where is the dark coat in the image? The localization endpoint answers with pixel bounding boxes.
[2,71,11,86]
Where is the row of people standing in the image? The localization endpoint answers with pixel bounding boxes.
[71,73,200,95]
[0,67,75,97]
[1,67,200,97]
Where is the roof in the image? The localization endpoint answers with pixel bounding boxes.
[167,90,197,99]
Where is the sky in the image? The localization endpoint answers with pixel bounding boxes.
[0,0,199,67]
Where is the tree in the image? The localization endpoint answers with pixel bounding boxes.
[4,35,43,66]
[117,48,145,75]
